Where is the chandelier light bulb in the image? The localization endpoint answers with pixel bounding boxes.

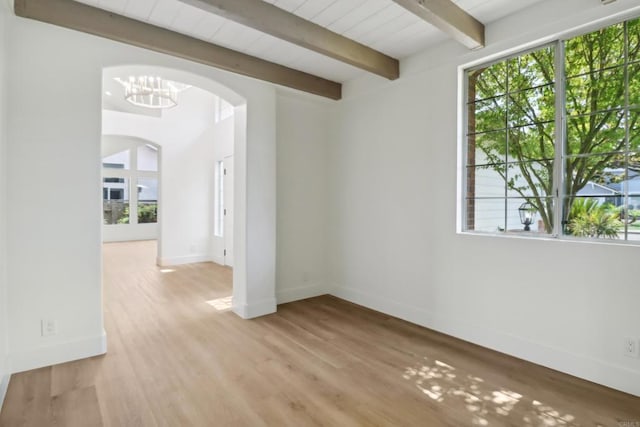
[114,75,191,109]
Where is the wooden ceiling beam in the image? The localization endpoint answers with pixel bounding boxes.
[14,0,342,100]
[391,0,485,50]
[179,0,400,80]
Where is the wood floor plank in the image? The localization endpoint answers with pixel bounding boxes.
[50,356,102,398]
[0,367,53,427]
[51,386,103,427]
[1,240,639,426]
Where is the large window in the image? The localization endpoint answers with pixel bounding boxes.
[465,16,640,242]
[102,144,158,225]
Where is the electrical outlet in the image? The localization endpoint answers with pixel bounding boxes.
[41,319,57,337]
[624,337,639,358]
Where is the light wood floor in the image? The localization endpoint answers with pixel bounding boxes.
[1,240,639,426]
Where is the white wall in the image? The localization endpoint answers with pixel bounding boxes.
[275,91,330,304]
[159,121,216,265]
[5,11,277,373]
[328,0,640,397]
[0,0,10,406]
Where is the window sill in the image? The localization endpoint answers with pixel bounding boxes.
[458,230,640,248]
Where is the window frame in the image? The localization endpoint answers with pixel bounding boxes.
[461,14,640,244]
[102,144,159,226]
[214,160,224,238]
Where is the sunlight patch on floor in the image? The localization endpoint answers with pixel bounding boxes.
[206,296,232,311]
[403,356,577,426]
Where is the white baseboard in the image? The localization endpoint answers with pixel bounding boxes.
[102,224,158,243]
[157,254,212,266]
[276,283,327,305]
[331,285,640,397]
[0,371,9,410]
[210,255,225,266]
[10,332,107,374]
[232,297,277,319]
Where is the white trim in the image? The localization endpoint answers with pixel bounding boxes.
[455,55,465,234]
[156,254,212,266]
[232,297,276,319]
[276,283,327,305]
[210,254,225,266]
[330,285,640,397]
[9,332,107,374]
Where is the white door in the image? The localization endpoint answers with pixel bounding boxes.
[223,155,234,267]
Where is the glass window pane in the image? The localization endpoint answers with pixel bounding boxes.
[566,109,626,156]
[565,23,625,78]
[466,198,506,233]
[628,62,640,108]
[566,66,625,116]
[469,61,507,102]
[506,198,554,235]
[507,46,555,92]
[103,177,129,224]
[629,152,640,176]
[506,161,554,198]
[137,144,158,172]
[563,196,623,240]
[565,153,627,198]
[564,153,627,240]
[508,84,555,127]
[627,222,640,242]
[468,96,506,134]
[508,122,555,162]
[628,17,640,65]
[102,149,130,170]
[137,178,158,224]
[468,131,507,166]
[629,110,640,151]
[467,165,506,198]
[627,170,640,241]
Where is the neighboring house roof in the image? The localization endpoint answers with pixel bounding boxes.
[606,177,640,195]
[576,168,640,197]
[577,182,619,196]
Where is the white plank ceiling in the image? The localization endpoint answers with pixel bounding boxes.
[75,0,546,82]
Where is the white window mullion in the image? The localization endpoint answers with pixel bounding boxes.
[623,20,631,241]
[130,147,139,225]
[553,39,566,238]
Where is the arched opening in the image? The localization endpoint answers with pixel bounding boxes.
[101,65,251,318]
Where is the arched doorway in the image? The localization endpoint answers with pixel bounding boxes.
[100,65,265,319]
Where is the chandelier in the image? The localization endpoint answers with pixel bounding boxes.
[114,76,191,109]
